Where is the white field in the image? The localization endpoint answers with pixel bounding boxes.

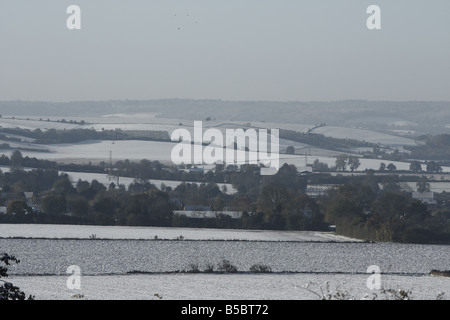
[2,113,449,174]
[1,114,414,146]
[2,140,449,173]
[0,117,82,131]
[0,224,361,242]
[1,115,312,135]
[312,126,418,146]
[3,224,448,301]
[19,140,176,163]
[10,273,450,300]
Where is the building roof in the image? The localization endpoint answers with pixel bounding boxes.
[184,205,212,211]
[412,191,434,199]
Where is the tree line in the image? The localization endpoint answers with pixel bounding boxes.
[321,177,450,244]
[0,151,449,243]
[0,153,326,231]
[0,127,170,144]
[407,134,450,161]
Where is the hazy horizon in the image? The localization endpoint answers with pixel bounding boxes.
[1,0,449,102]
[2,98,450,104]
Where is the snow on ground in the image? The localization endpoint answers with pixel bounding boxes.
[10,273,449,300]
[312,126,417,146]
[3,141,450,178]
[0,224,362,242]
[8,139,445,172]
[24,140,176,162]
[0,114,419,152]
[0,114,420,174]
[1,113,444,172]
[0,117,81,131]
[0,114,312,135]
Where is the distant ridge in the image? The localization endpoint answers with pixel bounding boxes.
[0,99,449,134]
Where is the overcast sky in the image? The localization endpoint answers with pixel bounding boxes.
[1,0,449,102]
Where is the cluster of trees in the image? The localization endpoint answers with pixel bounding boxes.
[0,152,232,184]
[1,149,449,243]
[312,156,443,175]
[41,118,86,125]
[0,128,170,145]
[0,172,174,226]
[252,184,326,230]
[334,155,361,172]
[365,147,410,162]
[0,160,328,231]
[378,162,397,172]
[112,159,216,183]
[322,180,450,244]
[0,167,59,194]
[409,161,443,173]
[312,156,398,173]
[0,152,58,171]
[0,115,86,125]
[280,129,377,152]
[279,132,450,167]
[407,134,450,160]
[336,134,450,163]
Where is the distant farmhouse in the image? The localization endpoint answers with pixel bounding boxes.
[0,191,37,215]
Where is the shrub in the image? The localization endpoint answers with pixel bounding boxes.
[204,263,215,273]
[217,259,238,273]
[186,263,200,273]
[249,264,272,273]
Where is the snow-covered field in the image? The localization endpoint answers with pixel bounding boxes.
[312,126,418,146]
[0,224,360,242]
[3,113,447,174]
[0,115,417,148]
[0,117,82,131]
[5,139,448,173]
[10,273,449,300]
[18,140,177,163]
[0,115,312,135]
[2,224,448,301]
